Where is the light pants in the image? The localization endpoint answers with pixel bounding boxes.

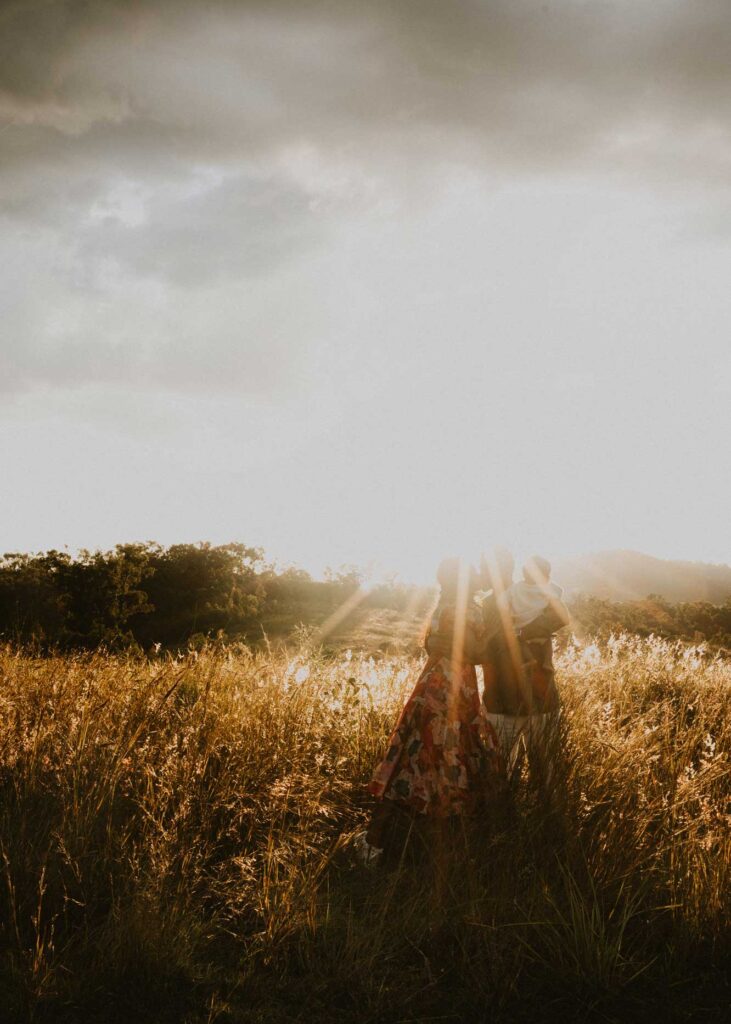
[485,712,558,789]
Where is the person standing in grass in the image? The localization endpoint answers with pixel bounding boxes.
[355,557,502,865]
[480,551,571,789]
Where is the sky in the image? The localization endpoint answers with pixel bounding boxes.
[1,0,730,582]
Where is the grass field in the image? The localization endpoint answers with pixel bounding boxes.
[0,633,729,1023]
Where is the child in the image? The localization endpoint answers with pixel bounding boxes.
[502,556,564,631]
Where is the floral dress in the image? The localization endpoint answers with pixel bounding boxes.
[368,600,501,816]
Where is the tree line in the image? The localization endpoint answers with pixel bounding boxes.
[1,543,729,652]
[0,543,421,651]
[570,593,731,651]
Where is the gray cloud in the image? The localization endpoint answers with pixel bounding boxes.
[76,172,327,286]
[2,0,731,396]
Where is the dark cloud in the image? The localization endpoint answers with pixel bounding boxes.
[2,0,730,207]
[2,1,729,174]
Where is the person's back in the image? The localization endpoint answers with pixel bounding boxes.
[479,551,532,714]
[479,552,570,788]
[481,554,569,716]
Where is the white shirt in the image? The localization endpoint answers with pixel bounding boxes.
[501,579,564,629]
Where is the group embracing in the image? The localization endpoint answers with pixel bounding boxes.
[355,549,570,865]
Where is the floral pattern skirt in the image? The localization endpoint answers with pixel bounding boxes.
[368,656,501,816]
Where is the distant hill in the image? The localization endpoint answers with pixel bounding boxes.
[553,550,731,604]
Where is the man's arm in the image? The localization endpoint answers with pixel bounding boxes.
[424,628,488,664]
[426,594,506,664]
[424,604,493,664]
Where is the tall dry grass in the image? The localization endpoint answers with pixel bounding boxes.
[0,634,729,1022]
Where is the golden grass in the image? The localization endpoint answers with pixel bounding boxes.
[0,634,729,1022]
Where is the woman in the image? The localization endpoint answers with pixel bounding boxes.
[355,557,501,865]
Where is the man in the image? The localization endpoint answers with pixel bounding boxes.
[480,549,570,790]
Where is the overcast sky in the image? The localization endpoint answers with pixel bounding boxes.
[1,0,730,579]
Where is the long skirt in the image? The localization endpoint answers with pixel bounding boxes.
[368,656,501,817]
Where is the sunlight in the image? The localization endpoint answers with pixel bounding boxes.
[316,585,370,640]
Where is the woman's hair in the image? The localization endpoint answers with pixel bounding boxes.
[421,557,475,646]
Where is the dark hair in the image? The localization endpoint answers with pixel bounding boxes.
[480,547,514,591]
[436,557,476,597]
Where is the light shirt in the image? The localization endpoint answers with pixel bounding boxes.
[501,579,564,629]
